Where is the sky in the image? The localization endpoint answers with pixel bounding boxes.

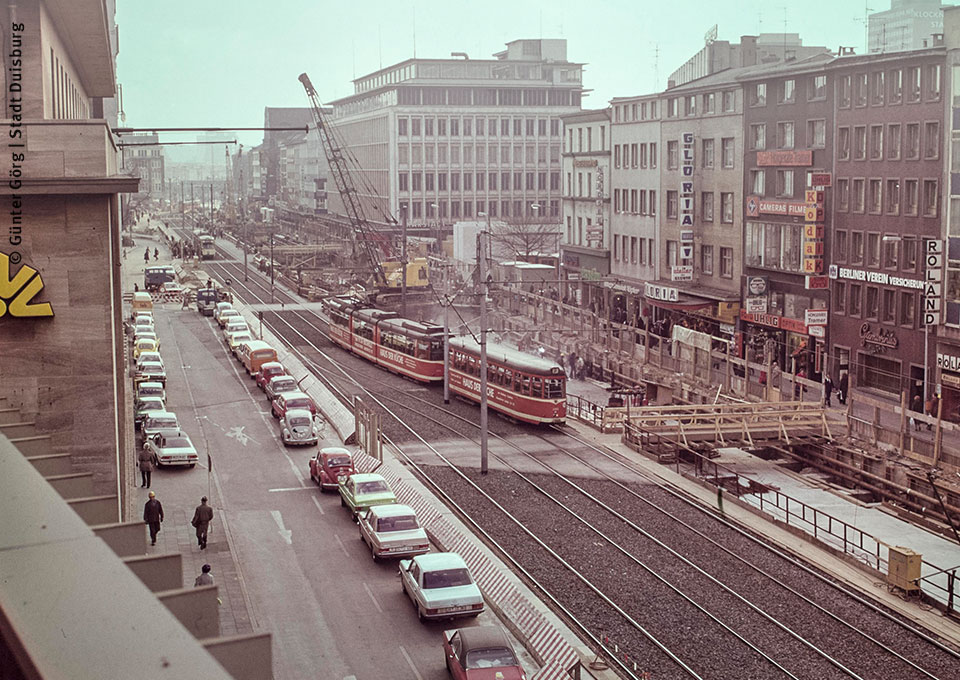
[115,0,887,157]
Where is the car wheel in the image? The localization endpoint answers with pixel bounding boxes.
[188,463,196,469]
[340,495,346,507]
[417,604,426,622]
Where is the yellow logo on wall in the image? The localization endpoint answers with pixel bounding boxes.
[0,251,54,318]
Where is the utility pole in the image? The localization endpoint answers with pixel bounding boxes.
[210,183,214,229]
[443,264,451,404]
[401,203,408,318]
[240,166,248,282]
[479,213,490,475]
[270,230,275,303]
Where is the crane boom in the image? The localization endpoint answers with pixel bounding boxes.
[298,72,388,287]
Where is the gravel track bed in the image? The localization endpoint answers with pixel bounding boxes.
[581,478,960,678]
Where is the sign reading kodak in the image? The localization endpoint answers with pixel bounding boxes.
[0,251,55,318]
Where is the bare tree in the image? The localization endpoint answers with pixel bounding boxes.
[489,218,561,262]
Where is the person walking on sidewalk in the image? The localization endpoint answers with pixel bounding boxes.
[153,247,159,261]
[194,564,214,587]
[138,446,154,488]
[823,375,834,407]
[143,248,150,264]
[191,496,214,550]
[143,491,164,546]
[838,372,849,405]
[925,395,939,431]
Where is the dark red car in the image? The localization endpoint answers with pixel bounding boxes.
[308,447,356,491]
[256,361,288,390]
[271,391,316,419]
[443,626,525,680]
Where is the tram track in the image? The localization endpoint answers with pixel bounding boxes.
[202,251,960,679]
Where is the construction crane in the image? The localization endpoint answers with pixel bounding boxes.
[298,72,389,288]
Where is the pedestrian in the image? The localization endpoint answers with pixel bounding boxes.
[153,247,159,261]
[925,395,938,431]
[194,564,214,587]
[568,351,578,379]
[838,372,849,405]
[823,375,834,407]
[576,355,585,380]
[558,353,566,373]
[144,248,150,264]
[191,496,214,550]
[206,278,212,289]
[537,345,545,358]
[143,491,164,546]
[123,248,127,260]
[137,446,154,488]
[134,283,139,293]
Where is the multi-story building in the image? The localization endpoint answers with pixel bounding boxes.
[560,108,610,307]
[262,107,313,203]
[828,48,944,405]
[608,95,660,323]
[278,133,329,217]
[121,133,164,197]
[327,39,582,232]
[869,0,948,54]
[739,54,834,374]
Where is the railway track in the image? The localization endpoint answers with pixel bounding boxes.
[202,248,960,679]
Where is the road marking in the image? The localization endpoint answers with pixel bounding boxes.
[311,495,325,515]
[398,645,424,680]
[333,533,350,557]
[225,425,256,446]
[267,486,315,492]
[271,510,293,545]
[362,583,383,613]
[343,676,357,680]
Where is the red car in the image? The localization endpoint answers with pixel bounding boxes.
[256,361,288,390]
[443,627,525,680]
[308,447,356,491]
[271,391,317,419]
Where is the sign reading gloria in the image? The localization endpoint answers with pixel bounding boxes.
[0,251,54,318]
[644,282,679,303]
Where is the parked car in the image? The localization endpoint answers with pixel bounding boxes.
[144,430,198,467]
[222,318,248,338]
[271,390,316,419]
[227,330,254,356]
[196,288,219,316]
[159,281,185,295]
[265,375,299,403]
[213,302,233,323]
[136,381,166,404]
[279,408,322,446]
[132,337,158,360]
[132,329,159,348]
[239,340,278,376]
[308,447,355,491]
[135,351,163,370]
[217,308,242,328]
[399,553,484,622]
[358,504,429,561]
[134,361,166,386]
[134,396,166,429]
[442,626,525,680]
[141,411,180,441]
[338,472,396,518]
[256,361,287,390]
[133,315,155,333]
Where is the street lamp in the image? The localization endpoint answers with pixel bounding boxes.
[476,210,492,475]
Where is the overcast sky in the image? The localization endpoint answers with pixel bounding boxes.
[116,0,892,154]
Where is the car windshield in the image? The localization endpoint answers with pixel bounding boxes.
[422,567,472,589]
[289,416,310,427]
[357,480,389,494]
[139,401,162,411]
[150,419,177,429]
[326,456,351,467]
[376,516,419,532]
[288,399,311,409]
[163,437,192,449]
[141,363,163,371]
[464,648,518,670]
[273,380,295,391]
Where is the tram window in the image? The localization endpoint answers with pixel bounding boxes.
[491,366,501,384]
[417,340,430,358]
[429,341,443,361]
[355,322,373,340]
[520,375,531,395]
[503,369,514,390]
[544,378,564,398]
[531,376,543,398]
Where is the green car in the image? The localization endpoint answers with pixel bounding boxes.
[339,473,397,519]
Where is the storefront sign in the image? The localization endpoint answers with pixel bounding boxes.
[804,309,828,326]
[809,172,832,187]
[739,309,807,334]
[671,264,693,281]
[942,372,960,388]
[833,266,924,290]
[574,159,598,167]
[924,239,943,326]
[745,195,808,218]
[805,276,829,290]
[745,296,768,313]
[680,132,695,231]
[645,282,679,302]
[809,325,825,338]
[859,323,898,353]
[757,150,813,166]
[804,190,825,204]
[937,352,960,372]
[0,252,55,318]
[746,276,768,296]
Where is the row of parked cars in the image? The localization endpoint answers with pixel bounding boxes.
[207,292,526,678]
[130,297,200,468]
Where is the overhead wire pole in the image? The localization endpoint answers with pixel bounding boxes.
[479,212,491,475]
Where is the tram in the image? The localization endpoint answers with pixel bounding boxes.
[198,234,216,260]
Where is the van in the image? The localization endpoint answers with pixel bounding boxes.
[136,381,166,403]
[131,292,153,318]
[240,340,278,376]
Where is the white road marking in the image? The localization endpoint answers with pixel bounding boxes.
[271,510,293,545]
[398,645,424,680]
[333,533,350,557]
[362,583,383,613]
[267,486,315,492]
[311,495,325,515]
[225,425,256,446]
[343,676,357,680]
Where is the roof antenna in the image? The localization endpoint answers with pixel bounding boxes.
[378,25,382,70]
[412,6,416,58]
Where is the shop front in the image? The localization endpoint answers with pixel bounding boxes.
[561,246,609,312]
[936,346,960,424]
[644,282,740,344]
[738,309,821,377]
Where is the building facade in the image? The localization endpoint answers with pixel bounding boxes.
[869,0,948,54]
[121,132,164,197]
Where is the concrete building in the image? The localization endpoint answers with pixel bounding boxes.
[277,132,329,218]
[327,38,582,233]
[261,107,313,203]
[868,0,950,54]
[560,108,610,307]
[121,132,165,198]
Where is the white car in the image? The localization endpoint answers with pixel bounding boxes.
[133,315,154,331]
[141,411,180,441]
[144,430,198,467]
[399,553,484,622]
[132,329,159,347]
[359,504,429,561]
[134,361,166,386]
[134,396,166,429]
[135,351,164,369]
[222,319,249,341]
[213,302,233,323]
[160,281,184,294]
[279,408,322,446]
[217,308,242,328]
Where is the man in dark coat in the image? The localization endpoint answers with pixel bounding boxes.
[143,491,164,545]
[191,496,214,550]
[138,446,154,488]
[838,372,849,405]
[823,375,834,407]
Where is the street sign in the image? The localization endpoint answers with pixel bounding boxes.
[805,309,828,326]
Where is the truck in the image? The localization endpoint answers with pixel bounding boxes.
[196,288,219,316]
[143,266,176,292]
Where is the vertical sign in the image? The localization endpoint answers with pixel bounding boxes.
[680,132,694,261]
[803,188,824,278]
[924,239,944,326]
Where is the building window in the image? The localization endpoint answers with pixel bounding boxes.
[887,124,901,160]
[886,179,900,214]
[853,178,865,212]
[926,63,941,100]
[613,188,621,212]
[613,235,620,261]
[750,123,766,150]
[900,291,916,326]
[721,192,733,223]
[869,125,883,159]
[398,118,408,135]
[721,138,734,168]
[835,281,847,314]
[851,231,864,264]
[614,145,621,168]
[640,143,648,168]
[685,95,696,116]
[906,123,920,158]
[666,240,677,267]
[882,237,899,269]
[871,71,885,105]
[667,190,678,219]
[650,190,656,215]
[667,140,679,169]
[889,68,902,103]
[868,179,882,214]
[855,72,868,106]
[667,98,678,117]
[809,74,827,101]
[779,79,796,103]
[751,169,766,195]
[702,138,715,168]
[906,66,921,102]
[849,283,862,316]
[750,83,766,107]
[776,170,794,198]
[904,179,919,215]
[866,286,880,320]
[882,289,896,323]
[838,127,850,160]
[411,118,421,136]
[703,92,716,113]
[722,90,735,111]
[839,75,852,107]
[631,143,638,167]
[867,232,880,266]
[631,236,638,263]
[902,237,918,270]
[808,119,825,148]
[650,143,657,168]
[701,244,714,275]
[854,126,866,160]
[923,179,938,217]
[924,121,940,159]
[398,172,409,191]
[424,118,434,136]
[719,247,733,278]
[835,230,848,262]
[777,121,794,149]
[702,191,714,221]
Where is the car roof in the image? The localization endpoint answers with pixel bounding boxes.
[261,361,284,371]
[270,375,296,384]
[350,473,387,484]
[132,292,152,302]
[216,302,232,308]
[281,391,310,401]
[369,504,416,518]
[320,446,351,456]
[140,362,164,370]
[455,626,512,653]
[414,552,467,570]
[284,408,313,419]
[146,411,178,420]
[138,396,165,405]
[137,381,164,390]
[243,340,273,351]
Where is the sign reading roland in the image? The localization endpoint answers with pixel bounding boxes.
[0,251,54,318]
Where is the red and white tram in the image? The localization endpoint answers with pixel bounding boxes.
[448,336,566,425]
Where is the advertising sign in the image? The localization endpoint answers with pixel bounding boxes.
[804,309,828,326]
[671,265,693,281]
[756,150,813,166]
[680,133,695,233]
[746,296,768,314]
[645,282,679,302]
[924,239,943,326]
